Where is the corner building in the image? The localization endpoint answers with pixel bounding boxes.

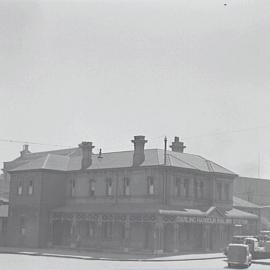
[5,136,258,253]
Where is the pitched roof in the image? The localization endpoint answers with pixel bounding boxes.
[225,208,258,219]
[237,176,270,182]
[233,196,262,209]
[7,148,236,176]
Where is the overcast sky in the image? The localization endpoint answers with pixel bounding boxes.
[1,0,270,178]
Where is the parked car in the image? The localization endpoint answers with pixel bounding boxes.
[227,244,252,268]
[232,235,257,244]
[244,237,260,255]
[224,235,255,256]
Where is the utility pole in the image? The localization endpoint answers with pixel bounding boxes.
[163,136,168,205]
[258,152,261,178]
[164,136,167,165]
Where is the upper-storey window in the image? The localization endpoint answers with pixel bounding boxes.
[28,180,33,195]
[105,178,112,196]
[224,183,230,201]
[194,180,198,199]
[199,181,204,199]
[17,181,23,196]
[123,177,130,196]
[89,179,95,197]
[175,178,181,197]
[147,176,154,195]
[217,182,222,201]
[71,179,76,197]
[184,179,189,198]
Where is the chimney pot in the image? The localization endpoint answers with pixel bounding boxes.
[170,137,186,153]
[79,141,95,170]
[131,135,147,166]
[20,144,31,157]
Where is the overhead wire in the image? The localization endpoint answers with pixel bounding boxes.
[0,123,270,149]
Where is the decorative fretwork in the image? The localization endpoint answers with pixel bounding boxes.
[130,214,142,222]
[142,214,156,223]
[62,213,73,220]
[102,214,114,221]
[114,214,126,222]
[162,215,175,223]
[76,213,87,220]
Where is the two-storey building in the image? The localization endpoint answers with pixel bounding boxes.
[4,136,258,253]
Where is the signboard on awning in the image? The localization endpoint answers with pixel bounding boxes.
[176,216,248,225]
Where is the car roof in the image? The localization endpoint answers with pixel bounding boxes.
[229,244,248,248]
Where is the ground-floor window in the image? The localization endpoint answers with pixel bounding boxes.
[102,222,113,240]
[19,216,25,236]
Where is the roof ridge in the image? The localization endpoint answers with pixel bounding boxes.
[206,159,236,175]
[238,176,270,181]
[42,154,51,169]
[205,159,214,173]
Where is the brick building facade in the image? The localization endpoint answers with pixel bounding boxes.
[4,136,258,253]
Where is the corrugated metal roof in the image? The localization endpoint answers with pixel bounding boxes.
[159,208,206,216]
[225,208,258,219]
[52,204,256,220]
[8,148,236,176]
[233,196,262,209]
[53,203,166,214]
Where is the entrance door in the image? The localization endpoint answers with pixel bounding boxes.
[164,223,174,252]
[192,224,203,250]
[52,220,63,246]
[144,222,154,250]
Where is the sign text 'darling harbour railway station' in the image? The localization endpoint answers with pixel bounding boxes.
[176,216,248,225]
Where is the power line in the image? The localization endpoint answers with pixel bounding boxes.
[0,139,72,148]
[183,123,270,140]
[1,122,270,149]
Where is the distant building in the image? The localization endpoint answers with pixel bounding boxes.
[4,136,258,253]
[0,175,8,246]
[0,174,9,202]
[234,176,270,205]
[233,196,267,231]
[234,176,270,229]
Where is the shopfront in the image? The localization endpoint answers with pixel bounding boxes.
[49,206,258,254]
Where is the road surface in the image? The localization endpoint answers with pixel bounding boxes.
[0,254,269,270]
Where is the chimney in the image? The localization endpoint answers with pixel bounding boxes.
[131,135,147,166]
[170,137,186,153]
[20,144,31,157]
[79,141,95,170]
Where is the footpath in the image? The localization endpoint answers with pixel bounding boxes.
[0,247,270,264]
[0,246,225,262]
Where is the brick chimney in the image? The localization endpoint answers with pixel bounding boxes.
[170,137,186,153]
[131,135,147,166]
[20,144,31,157]
[79,141,95,170]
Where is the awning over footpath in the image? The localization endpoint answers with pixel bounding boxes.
[52,204,257,224]
[159,207,258,225]
[53,203,171,214]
